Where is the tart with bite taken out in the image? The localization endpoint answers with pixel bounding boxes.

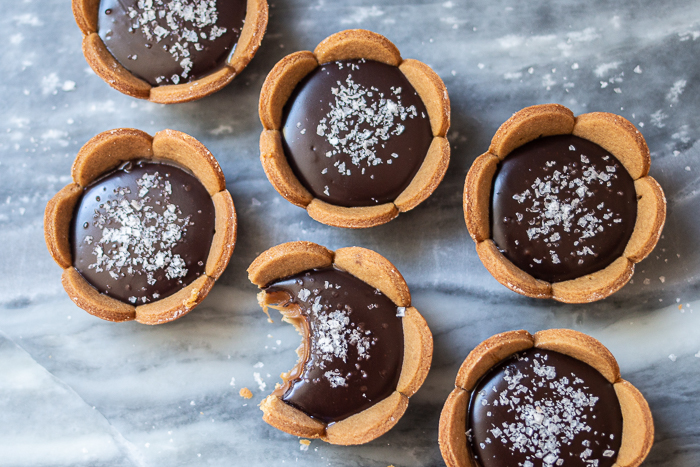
[464,104,666,303]
[73,0,268,103]
[439,329,654,467]
[44,128,237,324]
[259,29,451,228]
[247,241,433,444]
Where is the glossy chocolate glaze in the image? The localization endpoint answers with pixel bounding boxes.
[98,0,246,86]
[264,267,404,423]
[281,59,433,207]
[491,135,637,283]
[468,348,623,467]
[71,160,215,304]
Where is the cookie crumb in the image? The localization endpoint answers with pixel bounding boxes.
[299,439,311,451]
[239,387,253,399]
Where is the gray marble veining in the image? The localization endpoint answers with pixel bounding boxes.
[1,0,699,465]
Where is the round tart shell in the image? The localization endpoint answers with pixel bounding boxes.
[247,241,433,444]
[258,29,451,229]
[44,128,237,324]
[439,329,654,467]
[463,103,666,302]
[72,0,268,104]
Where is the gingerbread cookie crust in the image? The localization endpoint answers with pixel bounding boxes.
[463,104,666,303]
[44,128,237,324]
[258,29,451,228]
[247,241,433,444]
[73,0,268,103]
[438,329,654,467]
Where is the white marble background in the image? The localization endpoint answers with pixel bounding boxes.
[1,0,699,465]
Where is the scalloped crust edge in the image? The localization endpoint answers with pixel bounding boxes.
[313,29,402,66]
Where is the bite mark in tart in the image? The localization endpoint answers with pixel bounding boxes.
[259,29,451,228]
[439,329,654,467]
[247,241,433,444]
[464,104,666,302]
[44,128,237,324]
[73,0,268,103]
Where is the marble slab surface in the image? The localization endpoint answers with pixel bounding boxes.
[1,0,699,465]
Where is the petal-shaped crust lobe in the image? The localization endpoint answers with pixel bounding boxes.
[463,152,499,242]
[394,136,450,212]
[206,191,237,279]
[334,247,410,307]
[533,329,621,383]
[551,257,634,304]
[247,241,334,287]
[624,177,666,263]
[399,59,450,137]
[314,29,402,66]
[324,392,408,445]
[135,275,214,325]
[260,395,326,439]
[72,0,99,35]
[72,128,153,187]
[397,306,433,397]
[573,112,650,180]
[259,130,313,207]
[614,380,654,467]
[149,67,236,104]
[476,240,552,298]
[439,388,475,467]
[62,267,136,322]
[228,0,269,74]
[44,183,83,269]
[489,104,575,159]
[455,330,534,391]
[307,199,399,229]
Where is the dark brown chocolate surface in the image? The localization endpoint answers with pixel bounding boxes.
[98,0,246,86]
[281,59,433,207]
[490,135,637,283]
[71,160,215,305]
[265,267,404,423]
[467,348,623,467]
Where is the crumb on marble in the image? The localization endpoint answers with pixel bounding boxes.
[239,387,253,399]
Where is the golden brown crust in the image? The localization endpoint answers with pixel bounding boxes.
[205,191,237,279]
[228,0,269,74]
[259,51,318,130]
[82,33,152,100]
[71,128,154,187]
[62,267,136,322]
[135,275,214,325]
[324,392,408,445]
[438,388,475,467]
[247,241,334,287]
[307,199,399,229]
[614,380,655,467]
[550,256,634,304]
[455,330,534,391]
[489,104,575,159]
[475,240,552,298]
[624,176,666,263]
[463,152,499,242]
[259,130,313,207]
[533,329,621,383]
[260,395,326,439]
[334,246,411,306]
[394,137,450,212]
[399,59,450,137]
[573,112,650,180]
[152,129,226,196]
[149,66,236,104]
[72,0,99,35]
[44,183,83,269]
[313,29,402,67]
[397,307,433,397]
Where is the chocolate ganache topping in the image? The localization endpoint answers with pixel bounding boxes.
[281,59,433,207]
[71,160,215,305]
[98,0,246,86]
[468,348,623,467]
[264,267,404,423]
[491,135,637,283]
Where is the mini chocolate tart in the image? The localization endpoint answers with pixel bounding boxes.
[439,329,654,467]
[259,29,451,228]
[45,128,237,324]
[73,0,268,103]
[247,241,433,444]
[464,104,666,302]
